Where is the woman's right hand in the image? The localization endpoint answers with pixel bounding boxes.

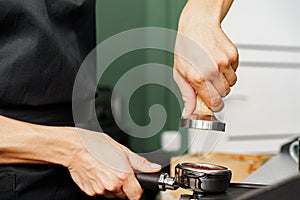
[62,127,161,199]
[174,0,238,114]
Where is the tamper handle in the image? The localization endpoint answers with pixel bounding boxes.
[196,96,213,116]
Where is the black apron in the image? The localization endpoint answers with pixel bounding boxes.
[0,0,108,199]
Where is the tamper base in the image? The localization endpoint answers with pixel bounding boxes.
[181,114,226,132]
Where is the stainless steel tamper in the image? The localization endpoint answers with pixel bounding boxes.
[181,97,225,132]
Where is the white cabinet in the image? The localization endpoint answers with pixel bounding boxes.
[222,0,300,46]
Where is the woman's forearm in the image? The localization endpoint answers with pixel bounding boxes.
[219,0,234,22]
[0,115,76,166]
[185,0,234,25]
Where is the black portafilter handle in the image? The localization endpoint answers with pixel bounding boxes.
[135,172,161,191]
[135,172,178,191]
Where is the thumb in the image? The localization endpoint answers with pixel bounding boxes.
[173,70,196,115]
[127,152,161,173]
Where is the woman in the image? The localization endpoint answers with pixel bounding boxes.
[0,0,238,199]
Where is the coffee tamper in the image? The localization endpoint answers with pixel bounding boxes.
[181,97,225,132]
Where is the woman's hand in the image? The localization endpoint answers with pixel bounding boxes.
[63,128,161,199]
[0,114,160,200]
[174,0,238,113]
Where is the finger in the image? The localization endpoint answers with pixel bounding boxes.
[173,69,197,115]
[92,179,105,196]
[231,54,239,72]
[109,188,127,199]
[103,191,118,198]
[221,74,231,96]
[84,187,94,197]
[222,65,237,86]
[95,167,128,197]
[229,46,239,72]
[127,151,161,173]
[193,80,224,112]
[123,174,143,200]
[209,72,227,98]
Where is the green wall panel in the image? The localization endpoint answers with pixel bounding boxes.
[96,0,187,153]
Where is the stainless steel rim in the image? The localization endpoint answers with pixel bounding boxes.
[176,162,231,175]
[181,117,226,132]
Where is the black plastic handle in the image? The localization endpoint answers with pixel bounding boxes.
[135,172,161,191]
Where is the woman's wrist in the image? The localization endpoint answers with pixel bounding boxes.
[0,116,81,166]
[184,0,233,25]
[42,126,82,168]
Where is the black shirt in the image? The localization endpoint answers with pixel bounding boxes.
[0,0,96,126]
[0,1,100,199]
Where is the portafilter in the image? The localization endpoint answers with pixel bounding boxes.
[136,162,232,194]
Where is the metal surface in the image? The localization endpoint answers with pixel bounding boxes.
[244,138,299,184]
[158,173,178,191]
[178,183,267,200]
[175,163,232,193]
[181,114,226,132]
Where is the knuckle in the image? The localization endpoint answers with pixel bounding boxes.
[229,46,238,59]
[105,182,118,192]
[208,67,219,78]
[117,172,130,182]
[95,186,105,194]
[228,47,239,68]
[217,55,230,68]
[191,74,205,86]
[222,59,230,68]
[233,52,239,63]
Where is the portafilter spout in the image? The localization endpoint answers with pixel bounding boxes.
[181,97,225,132]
